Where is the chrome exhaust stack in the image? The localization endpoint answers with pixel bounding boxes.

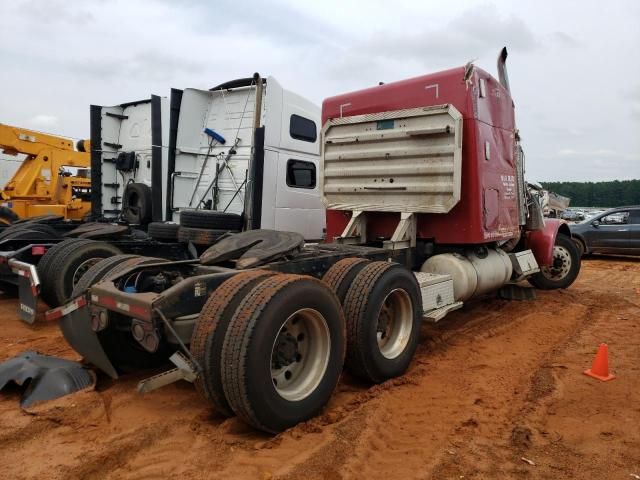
[497,47,511,94]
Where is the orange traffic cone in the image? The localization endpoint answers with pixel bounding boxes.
[584,343,616,381]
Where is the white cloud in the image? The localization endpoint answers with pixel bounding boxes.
[28,115,59,128]
[0,0,638,182]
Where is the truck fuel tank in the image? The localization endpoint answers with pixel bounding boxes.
[420,248,513,301]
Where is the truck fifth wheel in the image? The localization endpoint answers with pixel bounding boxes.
[52,48,581,433]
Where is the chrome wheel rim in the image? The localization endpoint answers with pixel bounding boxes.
[271,308,331,402]
[72,258,102,286]
[376,288,413,359]
[541,245,572,280]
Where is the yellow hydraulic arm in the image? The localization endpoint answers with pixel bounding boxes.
[0,123,91,222]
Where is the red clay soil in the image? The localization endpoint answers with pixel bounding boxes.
[0,256,638,479]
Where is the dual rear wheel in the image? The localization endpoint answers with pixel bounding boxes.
[191,258,423,433]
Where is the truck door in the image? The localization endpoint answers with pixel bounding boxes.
[272,153,324,240]
[268,92,324,240]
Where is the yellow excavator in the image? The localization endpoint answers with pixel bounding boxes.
[0,123,91,224]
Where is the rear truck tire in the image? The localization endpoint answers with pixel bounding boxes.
[322,257,371,303]
[73,254,168,299]
[0,206,19,225]
[221,274,346,433]
[527,234,581,290]
[179,209,243,231]
[122,183,152,225]
[342,261,423,383]
[71,254,140,298]
[178,226,235,246]
[37,238,95,286]
[190,270,276,417]
[40,240,122,307]
[148,222,180,241]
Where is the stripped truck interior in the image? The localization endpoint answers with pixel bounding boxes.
[51,49,581,434]
[169,76,324,239]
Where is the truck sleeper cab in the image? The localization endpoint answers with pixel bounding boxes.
[169,75,324,239]
[54,50,581,434]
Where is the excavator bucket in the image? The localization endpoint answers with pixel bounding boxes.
[0,351,95,408]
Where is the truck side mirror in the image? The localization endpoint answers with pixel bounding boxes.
[591,220,600,228]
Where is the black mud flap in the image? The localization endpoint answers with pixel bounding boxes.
[17,273,38,324]
[0,351,95,408]
[498,284,537,301]
[9,259,40,324]
[58,305,119,379]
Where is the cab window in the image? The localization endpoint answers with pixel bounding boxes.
[289,115,317,143]
[286,160,316,189]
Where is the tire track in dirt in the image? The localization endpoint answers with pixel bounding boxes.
[1,258,638,479]
[337,300,590,479]
[497,258,640,479]
[431,258,640,478]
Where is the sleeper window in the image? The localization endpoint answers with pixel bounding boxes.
[286,160,316,189]
[289,114,317,143]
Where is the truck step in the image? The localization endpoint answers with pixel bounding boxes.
[423,301,463,323]
[137,351,197,394]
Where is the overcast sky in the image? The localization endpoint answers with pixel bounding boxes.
[1,0,638,182]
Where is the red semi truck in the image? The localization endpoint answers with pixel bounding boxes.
[52,49,580,433]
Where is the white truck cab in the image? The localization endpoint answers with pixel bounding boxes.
[91,76,324,240]
[90,96,170,223]
[170,76,324,240]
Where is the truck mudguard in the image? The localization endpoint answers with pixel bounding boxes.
[525,219,571,266]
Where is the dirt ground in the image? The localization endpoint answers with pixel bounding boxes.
[0,256,639,480]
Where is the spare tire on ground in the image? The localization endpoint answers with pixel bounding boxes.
[179,210,243,231]
[148,222,180,241]
[122,183,152,225]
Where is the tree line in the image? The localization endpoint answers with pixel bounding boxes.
[540,179,640,208]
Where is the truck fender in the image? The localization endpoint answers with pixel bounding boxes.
[58,305,119,379]
[525,219,571,266]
